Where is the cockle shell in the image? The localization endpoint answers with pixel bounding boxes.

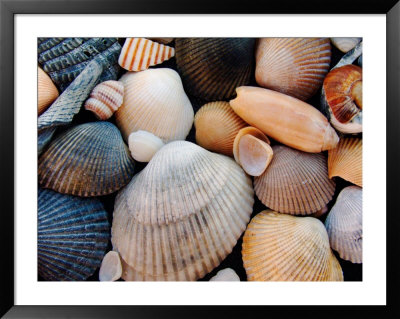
[118,38,175,71]
[328,137,362,187]
[322,64,362,134]
[175,38,255,100]
[194,101,247,156]
[254,145,336,215]
[255,38,331,101]
[232,126,270,163]
[115,68,194,142]
[38,67,59,115]
[111,141,254,281]
[230,86,339,153]
[38,122,135,197]
[331,38,362,53]
[38,188,110,281]
[242,210,343,281]
[210,268,240,281]
[99,251,123,281]
[128,130,165,162]
[325,186,362,263]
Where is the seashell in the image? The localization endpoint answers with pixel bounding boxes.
[328,137,362,187]
[38,66,59,115]
[115,68,194,142]
[325,186,362,263]
[255,38,331,101]
[38,188,110,281]
[118,38,175,71]
[210,268,240,281]
[232,126,270,163]
[147,37,174,44]
[175,38,255,100]
[230,86,339,153]
[242,210,343,281]
[99,251,123,281]
[254,145,336,215]
[84,80,124,120]
[333,41,362,69]
[310,205,329,219]
[358,55,362,67]
[38,127,57,157]
[128,130,165,162]
[321,64,362,134]
[38,122,135,197]
[38,37,121,92]
[331,37,362,53]
[194,101,247,156]
[111,141,254,281]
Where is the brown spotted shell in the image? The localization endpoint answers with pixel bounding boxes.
[38,66,59,115]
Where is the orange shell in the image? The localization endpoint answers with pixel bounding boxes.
[38,66,59,115]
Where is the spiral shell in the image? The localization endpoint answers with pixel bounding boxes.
[38,66,59,115]
[254,145,336,215]
[331,38,362,53]
[38,122,135,197]
[38,188,110,281]
[111,141,254,281]
[242,210,343,281]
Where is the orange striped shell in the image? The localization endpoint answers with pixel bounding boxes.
[118,38,175,71]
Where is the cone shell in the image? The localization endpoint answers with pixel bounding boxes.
[99,251,122,281]
[242,210,343,281]
[118,38,175,71]
[38,188,110,281]
[194,101,247,156]
[254,145,336,215]
[175,38,255,100]
[325,186,362,263]
[328,137,362,187]
[111,141,254,281]
[233,126,270,163]
[128,130,165,162]
[230,86,339,153]
[255,38,331,101]
[331,38,362,53]
[115,68,194,142]
[38,66,59,115]
[38,122,135,197]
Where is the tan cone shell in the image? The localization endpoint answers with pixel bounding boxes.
[111,141,254,281]
[38,66,59,115]
[115,68,194,142]
[255,38,331,101]
[331,38,362,53]
[325,186,362,263]
[242,210,343,281]
[194,101,247,156]
[254,145,336,215]
[118,38,175,71]
[328,137,362,187]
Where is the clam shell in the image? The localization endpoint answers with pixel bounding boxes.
[99,251,123,281]
[331,38,362,53]
[328,137,362,187]
[233,126,270,163]
[254,145,336,215]
[38,188,110,281]
[128,130,165,162]
[194,101,247,156]
[84,80,124,120]
[325,186,362,263]
[175,38,255,100]
[255,38,331,101]
[38,66,59,115]
[210,268,240,281]
[115,68,194,142]
[111,141,254,281]
[242,210,343,281]
[38,122,135,197]
[118,38,175,71]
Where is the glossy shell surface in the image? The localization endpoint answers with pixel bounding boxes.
[38,66,59,115]
[128,130,165,162]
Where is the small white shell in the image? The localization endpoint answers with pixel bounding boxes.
[331,38,362,53]
[128,130,165,162]
[210,268,240,281]
[99,251,122,281]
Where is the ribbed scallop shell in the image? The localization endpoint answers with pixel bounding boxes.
[38,122,135,197]
[38,66,59,115]
[115,68,194,142]
[175,38,255,100]
[194,101,247,156]
[111,141,254,281]
[328,137,362,187]
[242,210,343,281]
[325,186,362,263]
[118,38,175,71]
[255,38,331,101]
[84,80,124,120]
[38,188,110,281]
[254,145,336,215]
[331,38,362,53]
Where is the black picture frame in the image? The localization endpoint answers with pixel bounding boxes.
[1,0,399,318]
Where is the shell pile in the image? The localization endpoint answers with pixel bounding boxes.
[37,37,362,282]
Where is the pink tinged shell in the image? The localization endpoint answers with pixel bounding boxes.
[38,66,59,115]
[84,80,124,120]
[118,38,175,71]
